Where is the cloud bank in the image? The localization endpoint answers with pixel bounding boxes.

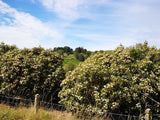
[0,0,160,50]
[38,0,111,21]
[37,0,160,50]
[0,0,62,48]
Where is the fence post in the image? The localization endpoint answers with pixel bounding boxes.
[145,108,152,120]
[34,94,40,114]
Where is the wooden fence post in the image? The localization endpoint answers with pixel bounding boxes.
[145,108,152,120]
[34,94,40,114]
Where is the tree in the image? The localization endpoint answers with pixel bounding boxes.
[74,52,85,61]
[74,47,90,61]
[75,47,87,54]
[53,46,73,55]
[64,46,73,55]
[57,49,64,56]
[78,53,85,61]
[86,51,92,57]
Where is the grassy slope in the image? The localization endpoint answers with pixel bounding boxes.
[63,59,80,66]
[63,50,112,67]
[0,104,79,120]
[63,54,80,65]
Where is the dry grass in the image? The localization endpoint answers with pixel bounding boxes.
[0,104,80,120]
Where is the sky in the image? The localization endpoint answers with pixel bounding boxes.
[0,0,160,51]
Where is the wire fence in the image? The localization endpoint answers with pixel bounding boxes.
[76,112,140,120]
[0,94,33,107]
[1,94,159,120]
[0,94,141,120]
[0,94,65,111]
[152,114,160,120]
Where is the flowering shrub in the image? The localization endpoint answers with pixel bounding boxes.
[59,42,160,115]
[0,45,65,102]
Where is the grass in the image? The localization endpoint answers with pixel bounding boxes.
[63,54,75,59]
[63,59,80,66]
[0,104,80,120]
[62,51,112,71]
[63,59,81,72]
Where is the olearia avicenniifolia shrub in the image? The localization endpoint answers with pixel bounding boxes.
[59,42,160,115]
[0,46,65,102]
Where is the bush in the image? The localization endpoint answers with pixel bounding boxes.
[0,47,65,102]
[63,63,77,72]
[0,42,17,55]
[74,53,85,61]
[59,42,160,115]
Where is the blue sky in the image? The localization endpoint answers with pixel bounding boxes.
[0,0,160,51]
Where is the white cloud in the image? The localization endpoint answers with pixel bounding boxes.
[38,0,55,10]
[0,0,63,48]
[38,0,110,21]
[74,33,138,50]
[113,0,160,48]
[38,0,85,20]
[116,0,160,25]
[39,0,83,20]
[35,0,160,50]
[54,0,85,20]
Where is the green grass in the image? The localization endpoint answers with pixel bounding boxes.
[63,54,75,59]
[62,50,112,67]
[0,104,80,120]
[63,59,80,66]
[63,59,81,72]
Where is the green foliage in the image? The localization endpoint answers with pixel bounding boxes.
[94,50,113,55]
[63,63,77,72]
[75,47,87,54]
[63,59,80,66]
[57,49,65,56]
[74,47,91,61]
[86,51,92,57]
[129,48,142,60]
[59,42,160,115]
[63,54,75,59]
[63,59,80,72]
[0,42,17,55]
[64,46,73,55]
[54,46,73,55]
[0,47,65,102]
[75,53,85,61]
[54,46,91,62]
[74,52,79,60]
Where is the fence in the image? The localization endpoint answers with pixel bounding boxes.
[0,94,34,107]
[76,112,140,120]
[0,94,65,111]
[0,94,158,120]
[152,114,160,120]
